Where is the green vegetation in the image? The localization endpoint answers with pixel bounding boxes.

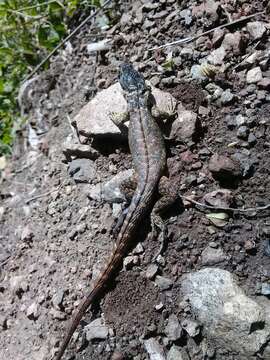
[0,0,100,155]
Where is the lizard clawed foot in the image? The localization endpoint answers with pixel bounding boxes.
[150,214,168,260]
[150,176,179,261]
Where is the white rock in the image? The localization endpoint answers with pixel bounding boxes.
[207,46,226,65]
[246,21,266,40]
[246,67,263,84]
[84,318,109,341]
[182,319,201,337]
[144,338,166,360]
[87,39,111,53]
[26,302,39,319]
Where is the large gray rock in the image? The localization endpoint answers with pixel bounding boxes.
[74,83,125,138]
[88,169,134,203]
[181,268,270,359]
[74,82,177,138]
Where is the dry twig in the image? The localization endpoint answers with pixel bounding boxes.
[25,179,67,204]
[150,11,265,51]
[183,196,270,213]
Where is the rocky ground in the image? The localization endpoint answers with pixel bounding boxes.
[0,1,270,360]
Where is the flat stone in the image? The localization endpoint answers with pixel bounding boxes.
[155,275,173,291]
[88,169,134,203]
[181,319,201,337]
[63,134,98,160]
[84,318,109,341]
[167,345,189,360]
[50,308,66,320]
[68,158,96,183]
[207,46,226,65]
[164,314,182,341]
[220,89,234,105]
[222,31,246,55]
[74,83,126,138]
[246,67,263,84]
[203,189,233,208]
[190,64,208,81]
[201,246,227,265]
[258,78,270,90]
[246,21,266,40]
[144,338,166,360]
[170,106,200,142]
[146,264,159,280]
[209,153,241,181]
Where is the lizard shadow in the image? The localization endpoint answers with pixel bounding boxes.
[91,134,130,157]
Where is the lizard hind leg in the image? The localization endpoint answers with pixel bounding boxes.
[150,176,178,259]
[111,173,137,238]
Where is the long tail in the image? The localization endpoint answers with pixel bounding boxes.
[54,184,152,359]
[54,248,124,360]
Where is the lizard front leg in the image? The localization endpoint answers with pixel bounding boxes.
[111,174,137,238]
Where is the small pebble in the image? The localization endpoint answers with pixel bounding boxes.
[264,240,270,257]
[145,264,158,279]
[261,283,270,296]
[164,314,182,341]
[237,126,249,139]
[155,275,173,291]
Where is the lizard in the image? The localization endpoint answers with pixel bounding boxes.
[54,63,173,360]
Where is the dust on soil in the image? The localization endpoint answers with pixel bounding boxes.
[0,1,270,360]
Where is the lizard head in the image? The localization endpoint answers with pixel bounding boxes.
[118,63,146,95]
[118,63,154,109]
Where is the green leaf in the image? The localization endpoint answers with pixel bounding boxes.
[38,24,60,49]
[0,47,14,63]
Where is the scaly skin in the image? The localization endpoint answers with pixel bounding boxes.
[54,63,166,360]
